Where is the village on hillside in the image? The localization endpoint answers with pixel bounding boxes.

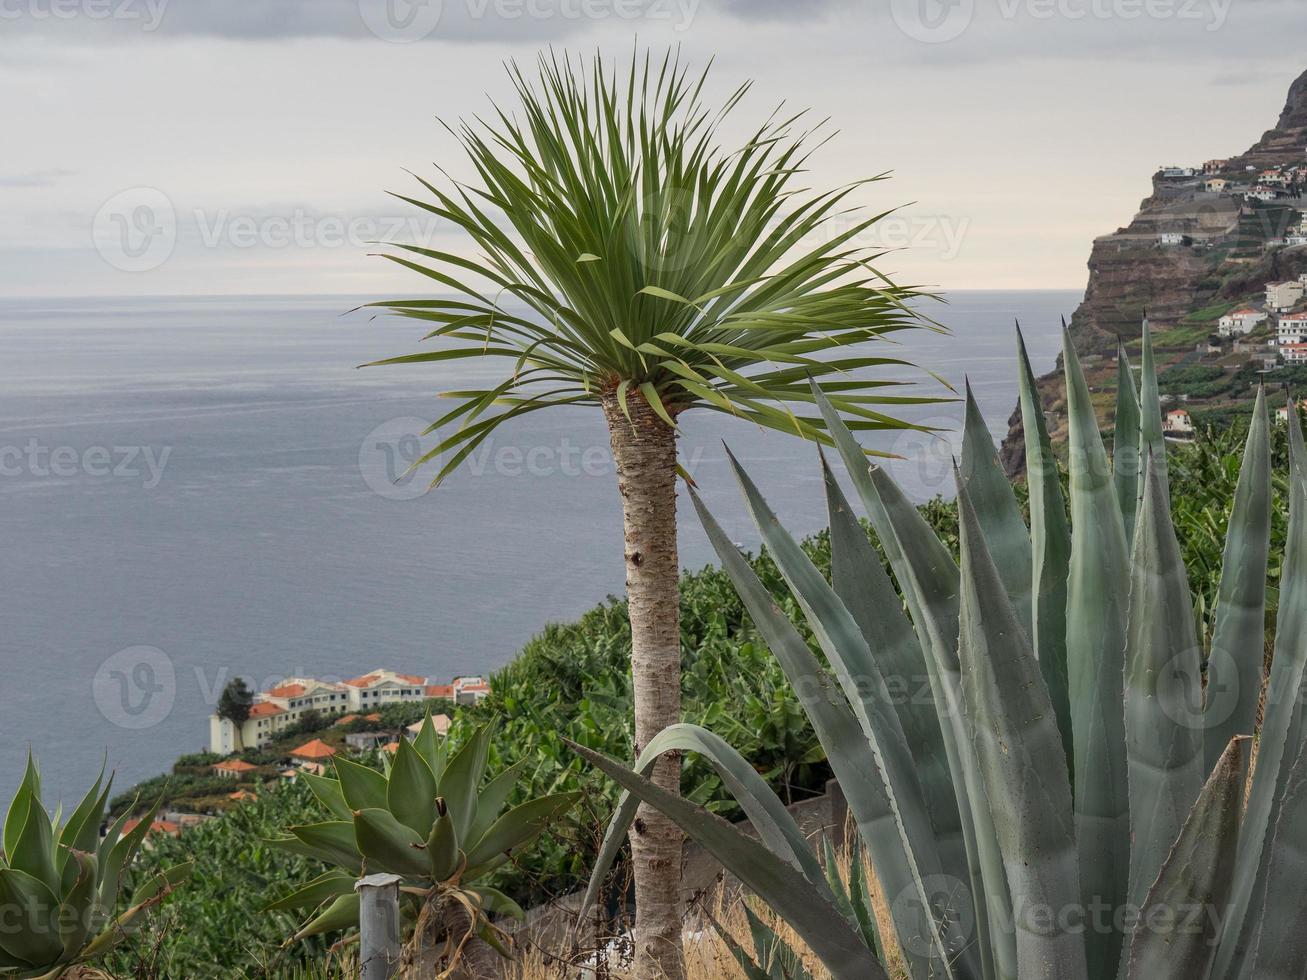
[1037,154,1307,449]
[117,669,491,838]
[208,667,489,754]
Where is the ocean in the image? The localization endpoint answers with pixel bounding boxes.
[0,290,1078,805]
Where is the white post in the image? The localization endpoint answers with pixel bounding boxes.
[356,873,403,980]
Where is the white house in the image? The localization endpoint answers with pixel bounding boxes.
[1218,308,1269,336]
[1164,410,1195,438]
[1247,186,1279,203]
[1278,401,1299,424]
[1205,178,1230,193]
[1280,313,1307,344]
[1268,281,1306,312]
[1160,166,1196,178]
[1158,232,1188,246]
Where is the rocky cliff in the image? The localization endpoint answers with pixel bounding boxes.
[1000,67,1307,475]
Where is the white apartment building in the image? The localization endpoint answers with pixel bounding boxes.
[1279,313,1307,344]
[1284,343,1307,365]
[209,668,435,753]
[1218,308,1269,336]
[1267,280,1306,312]
[424,675,491,706]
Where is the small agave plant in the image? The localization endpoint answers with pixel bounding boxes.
[575,324,1307,980]
[270,715,577,976]
[0,759,191,979]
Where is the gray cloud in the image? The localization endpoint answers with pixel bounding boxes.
[0,0,1299,65]
[0,0,705,42]
[0,168,76,188]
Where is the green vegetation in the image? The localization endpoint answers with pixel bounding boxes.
[103,780,339,979]
[1181,300,1238,324]
[1,760,189,978]
[578,328,1306,979]
[1148,322,1213,348]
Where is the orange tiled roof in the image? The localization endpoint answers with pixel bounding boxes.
[396,673,426,685]
[291,738,338,760]
[266,683,307,698]
[382,741,400,753]
[363,713,381,722]
[334,714,359,725]
[228,790,258,801]
[214,759,257,773]
[343,674,380,688]
[124,817,181,837]
[426,684,454,699]
[249,702,285,719]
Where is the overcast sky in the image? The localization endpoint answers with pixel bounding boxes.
[1,0,1303,297]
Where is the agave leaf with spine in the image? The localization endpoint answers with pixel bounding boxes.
[1113,337,1142,540]
[1124,736,1246,979]
[1123,449,1204,915]
[1211,403,1307,978]
[0,758,190,978]
[1202,386,1271,772]
[1015,324,1073,770]
[1061,325,1132,975]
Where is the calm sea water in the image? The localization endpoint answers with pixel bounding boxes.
[0,291,1077,805]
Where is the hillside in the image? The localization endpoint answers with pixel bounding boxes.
[1002,67,1307,472]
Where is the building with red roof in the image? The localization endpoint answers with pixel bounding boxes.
[123,817,182,838]
[212,758,258,778]
[291,738,338,761]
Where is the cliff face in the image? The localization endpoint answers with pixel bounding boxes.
[1000,67,1307,476]
[1235,70,1307,169]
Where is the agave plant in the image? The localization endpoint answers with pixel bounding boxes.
[574,323,1307,979]
[0,759,191,979]
[270,716,577,978]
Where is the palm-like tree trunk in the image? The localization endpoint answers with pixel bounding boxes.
[602,390,685,980]
[402,894,501,979]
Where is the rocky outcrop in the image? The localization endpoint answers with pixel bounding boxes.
[1232,69,1307,170]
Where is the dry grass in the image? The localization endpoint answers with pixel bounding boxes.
[507,822,908,980]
